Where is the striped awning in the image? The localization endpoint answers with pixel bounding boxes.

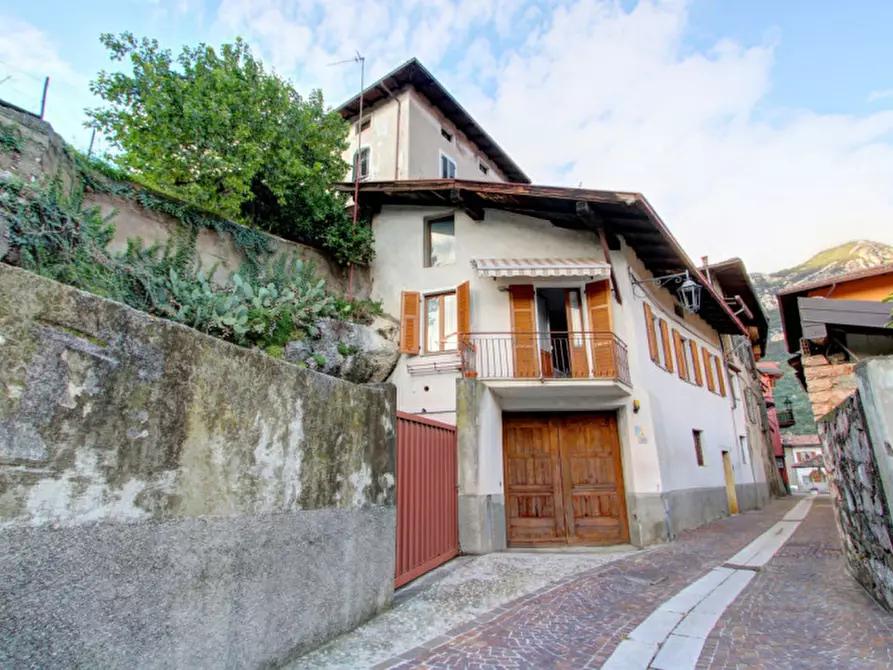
[471,258,610,279]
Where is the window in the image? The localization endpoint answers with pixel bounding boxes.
[739,435,749,465]
[440,152,457,178]
[425,215,455,267]
[702,347,716,392]
[352,147,370,181]
[693,430,705,466]
[356,117,371,134]
[479,162,489,176]
[425,291,458,353]
[688,340,703,386]
[674,331,690,381]
[714,356,727,397]
[441,127,453,142]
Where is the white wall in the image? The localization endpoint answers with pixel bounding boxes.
[405,89,507,182]
[341,89,411,182]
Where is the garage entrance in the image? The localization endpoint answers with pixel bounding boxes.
[503,412,629,546]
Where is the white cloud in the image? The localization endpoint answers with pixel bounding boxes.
[868,88,893,102]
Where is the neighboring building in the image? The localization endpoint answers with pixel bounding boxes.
[757,361,789,491]
[700,258,787,499]
[779,263,893,419]
[782,434,827,492]
[336,58,529,184]
[343,178,772,552]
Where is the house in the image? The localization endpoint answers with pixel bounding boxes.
[700,258,788,498]
[756,361,789,491]
[337,58,529,184]
[341,177,773,551]
[779,263,893,419]
[782,434,827,492]
[334,58,777,554]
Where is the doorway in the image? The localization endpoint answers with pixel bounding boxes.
[502,412,629,546]
[722,451,740,515]
[536,288,587,378]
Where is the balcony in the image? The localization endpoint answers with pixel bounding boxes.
[776,408,796,428]
[459,331,631,385]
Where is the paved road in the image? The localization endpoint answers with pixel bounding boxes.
[364,496,893,669]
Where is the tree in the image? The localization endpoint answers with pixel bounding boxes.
[85,33,371,265]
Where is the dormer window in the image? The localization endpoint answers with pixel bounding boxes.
[441,127,453,142]
[478,162,489,176]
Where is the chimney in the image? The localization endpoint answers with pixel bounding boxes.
[701,255,709,267]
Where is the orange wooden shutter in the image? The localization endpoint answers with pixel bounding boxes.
[509,285,539,378]
[673,330,688,381]
[456,281,470,335]
[659,320,674,373]
[689,340,703,386]
[715,356,727,396]
[644,303,659,363]
[586,280,615,377]
[399,291,420,354]
[702,347,716,392]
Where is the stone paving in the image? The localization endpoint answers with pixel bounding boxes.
[294,497,893,669]
[698,498,893,669]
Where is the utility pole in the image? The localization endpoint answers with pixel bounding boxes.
[329,52,366,300]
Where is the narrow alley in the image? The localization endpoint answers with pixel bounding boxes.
[297,497,893,670]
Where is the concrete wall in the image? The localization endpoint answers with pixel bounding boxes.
[818,357,893,613]
[0,264,397,668]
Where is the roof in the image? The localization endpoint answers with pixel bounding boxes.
[701,258,769,356]
[777,263,893,353]
[783,434,821,448]
[791,453,825,469]
[757,361,784,378]
[472,258,610,279]
[340,179,748,336]
[336,58,530,184]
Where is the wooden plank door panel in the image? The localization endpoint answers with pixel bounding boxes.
[557,414,629,545]
[503,416,565,545]
[565,289,589,378]
[509,285,540,378]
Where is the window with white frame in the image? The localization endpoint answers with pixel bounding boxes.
[425,291,458,353]
[352,147,370,181]
[440,152,457,178]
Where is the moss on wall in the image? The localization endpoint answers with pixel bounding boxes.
[0,264,396,526]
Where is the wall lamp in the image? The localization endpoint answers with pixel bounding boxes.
[629,269,703,314]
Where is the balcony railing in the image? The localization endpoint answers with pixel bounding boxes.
[776,408,796,428]
[459,331,631,385]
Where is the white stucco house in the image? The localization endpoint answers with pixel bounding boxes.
[336,59,773,552]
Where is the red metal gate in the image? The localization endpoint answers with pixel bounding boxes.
[395,412,458,588]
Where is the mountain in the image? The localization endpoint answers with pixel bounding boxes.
[749,240,893,435]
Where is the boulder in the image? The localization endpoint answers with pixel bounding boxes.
[285,315,400,384]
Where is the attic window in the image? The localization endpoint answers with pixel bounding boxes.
[479,162,489,175]
[441,127,453,142]
[356,117,371,133]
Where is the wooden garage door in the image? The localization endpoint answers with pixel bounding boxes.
[503,413,629,546]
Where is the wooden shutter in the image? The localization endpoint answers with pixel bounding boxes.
[509,285,539,378]
[715,356,727,397]
[673,330,688,381]
[586,280,615,377]
[644,303,659,363]
[399,291,420,354]
[689,340,703,386]
[456,281,470,335]
[659,320,674,373]
[702,347,716,392]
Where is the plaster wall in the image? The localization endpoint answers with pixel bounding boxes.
[806,273,893,301]
[0,264,397,668]
[340,89,411,182]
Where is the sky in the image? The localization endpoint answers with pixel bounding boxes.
[2,0,893,273]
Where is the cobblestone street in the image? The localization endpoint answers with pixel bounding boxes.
[303,497,893,669]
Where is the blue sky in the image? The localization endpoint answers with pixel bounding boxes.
[3,0,893,271]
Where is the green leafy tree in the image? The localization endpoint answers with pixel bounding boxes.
[85,33,373,264]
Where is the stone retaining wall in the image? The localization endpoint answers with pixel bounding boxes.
[0,264,396,667]
[803,353,858,419]
[818,357,893,613]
